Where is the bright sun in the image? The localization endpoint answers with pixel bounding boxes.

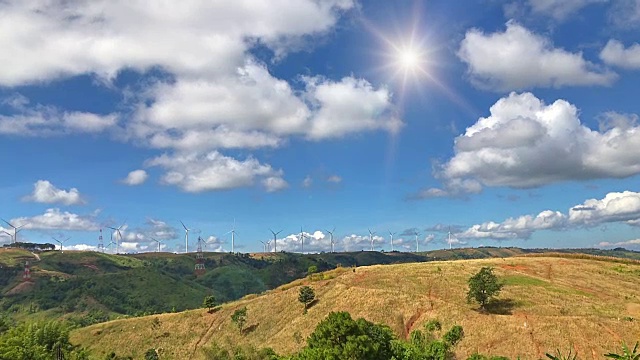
[399,48,420,70]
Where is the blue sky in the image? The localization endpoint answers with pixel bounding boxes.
[2,0,640,253]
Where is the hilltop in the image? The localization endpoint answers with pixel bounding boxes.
[2,246,640,326]
[71,255,640,359]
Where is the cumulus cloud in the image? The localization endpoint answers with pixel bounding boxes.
[458,21,617,91]
[205,236,226,252]
[0,1,401,193]
[302,176,313,188]
[10,208,99,231]
[0,1,356,86]
[341,234,385,251]
[22,180,85,205]
[460,191,640,240]
[598,238,640,248]
[0,96,117,136]
[65,244,99,251]
[527,0,608,20]
[600,40,640,69]
[608,0,640,28]
[304,76,402,140]
[276,230,331,253]
[121,170,148,186]
[430,92,640,194]
[146,151,286,193]
[327,175,342,183]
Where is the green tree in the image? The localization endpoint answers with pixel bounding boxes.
[144,348,159,360]
[307,265,318,279]
[203,295,217,311]
[231,307,248,333]
[467,267,503,309]
[443,325,464,346]
[298,286,316,312]
[294,311,396,360]
[0,320,90,360]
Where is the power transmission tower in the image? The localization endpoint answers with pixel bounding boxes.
[194,236,206,276]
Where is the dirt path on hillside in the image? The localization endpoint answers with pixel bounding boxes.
[404,308,425,339]
[189,313,220,359]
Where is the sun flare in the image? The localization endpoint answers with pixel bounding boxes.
[399,48,420,70]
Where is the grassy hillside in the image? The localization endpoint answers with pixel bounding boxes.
[72,256,640,360]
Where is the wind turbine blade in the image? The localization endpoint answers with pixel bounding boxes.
[180,220,188,231]
[1,218,14,228]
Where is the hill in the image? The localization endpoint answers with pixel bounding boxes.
[71,255,640,359]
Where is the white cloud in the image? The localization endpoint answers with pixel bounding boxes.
[0,1,356,86]
[146,151,286,193]
[22,180,86,205]
[341,234,385,251]
[205,235,226,252]
[0,1,404,194]
[600,40,640,69]
[121,170,148,186]
[304,76,402,140]
[327,175,342,183]
[458,21,617,91]
[10,208,99,231]
[461,191,640,241]
[598,238,640,248]
[527,0,608,20]
[0,99,118,136]
[302,175,313,188]
[568,191,640,226]
[276,230,331,253]
[262,176,289,193]
[608,0,640,28]
[65,244,99,251]
[459,210,567,240]
[432,93,640,194]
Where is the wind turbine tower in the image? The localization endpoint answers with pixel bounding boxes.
[259,240,267,253]
[299,227,307,253]
[151,237,162,252]
[225,220,237,253]
[52,236,70,253]
[414,230,420,253]
[368,229,376,251]
[389,231,396,252]
[180,221,190,253]
[269,229,282,252]
[2,218,24,244]
[448,227,453,250]
[108,223,125,254]
[326,228,335,253]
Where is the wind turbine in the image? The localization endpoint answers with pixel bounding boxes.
[266,239,272,252]
[298,227,307,253]
[151,237,163,252]
[52,236,70,253]
[414,230,420,252]
[259,240,267,253]
[180,220,190,253]
[1,218,25,244]
[225,220,237,253]
[448,226,454,250]
[269,229,282,252]
[388,230,396,252]
[326,228,335,253]
[368,228,376,251]
[107,223,125,254]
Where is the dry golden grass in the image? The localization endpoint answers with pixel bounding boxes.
[71,256,640,360]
